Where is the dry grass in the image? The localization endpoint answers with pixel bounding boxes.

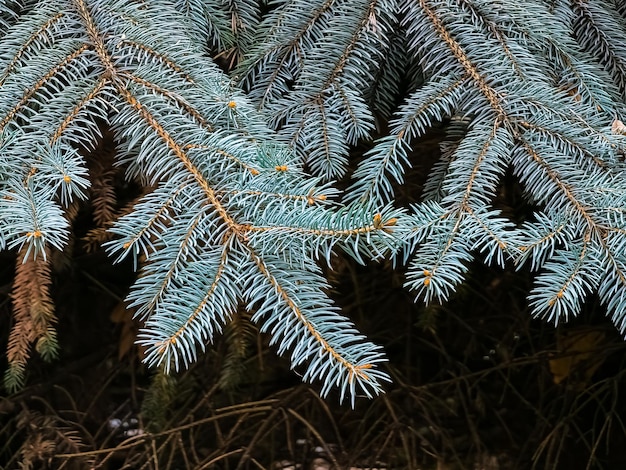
[2,251,626,469]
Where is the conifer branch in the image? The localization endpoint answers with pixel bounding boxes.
[5,248,57,391]
[2,0,626,403]
[415,0,506,119]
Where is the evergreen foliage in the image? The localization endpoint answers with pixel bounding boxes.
[1,0,626,405]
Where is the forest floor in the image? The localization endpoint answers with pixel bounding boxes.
[2,248,626,469]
